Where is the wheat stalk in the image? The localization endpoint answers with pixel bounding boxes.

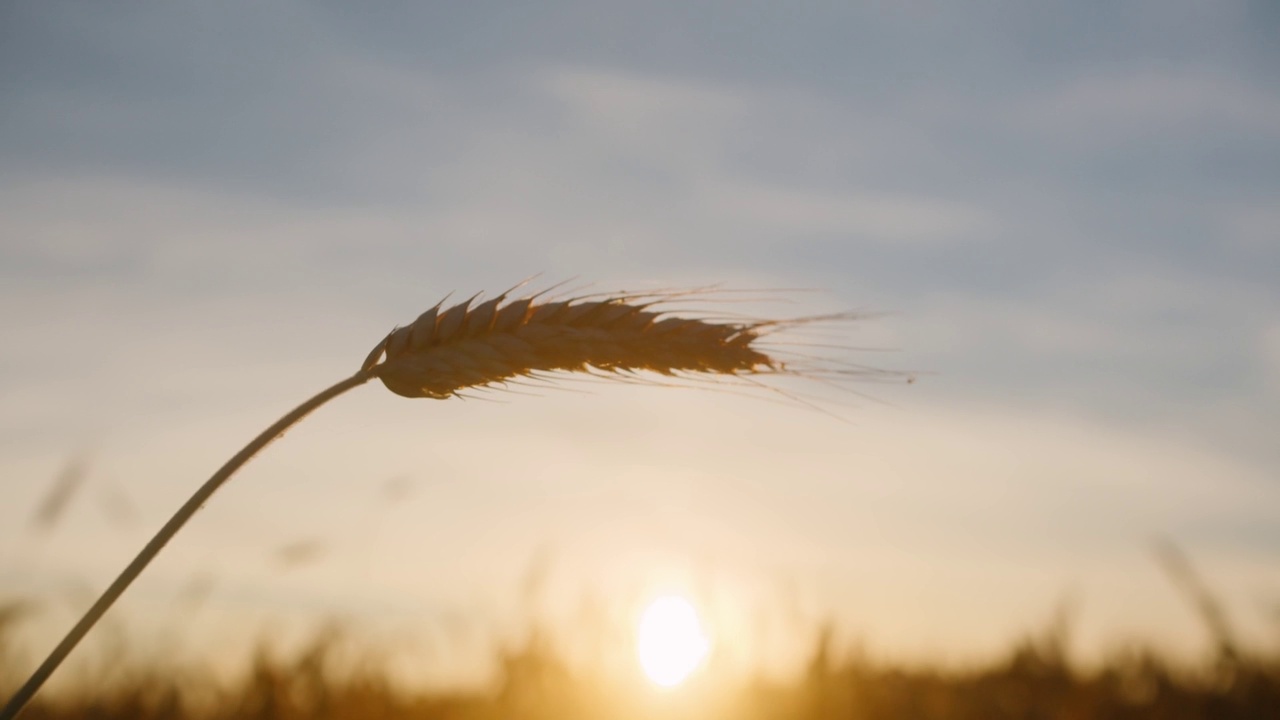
[0,286,895,718]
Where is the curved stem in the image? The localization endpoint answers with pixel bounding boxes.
[1,369,376,719]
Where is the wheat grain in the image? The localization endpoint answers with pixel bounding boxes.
[363,290,780,399]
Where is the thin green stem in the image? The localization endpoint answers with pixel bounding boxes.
[1,369,376,720]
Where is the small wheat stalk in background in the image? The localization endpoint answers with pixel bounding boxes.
[1,285,905,718]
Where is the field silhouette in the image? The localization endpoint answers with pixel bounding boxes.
[6,446,1280,719]
[3,572,1278,719]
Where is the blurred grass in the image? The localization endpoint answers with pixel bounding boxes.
[7,457,1278,718]
[2,602,1277,720]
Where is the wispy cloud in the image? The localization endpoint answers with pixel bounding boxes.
[1020,69,1280,142]
[1263,324,1280,396]
[697,180,994,244]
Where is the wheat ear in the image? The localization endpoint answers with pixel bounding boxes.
[0,288,839,719]
[366,290,778,398]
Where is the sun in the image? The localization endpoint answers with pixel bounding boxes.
[636,595,710,688]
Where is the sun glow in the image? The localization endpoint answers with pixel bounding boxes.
[636,595,710,688]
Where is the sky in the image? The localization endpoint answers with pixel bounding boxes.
[1,0,1279,687]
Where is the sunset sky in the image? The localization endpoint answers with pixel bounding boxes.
[2,1,1278,686]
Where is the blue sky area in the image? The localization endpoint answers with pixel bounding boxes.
[1,1,1278,684]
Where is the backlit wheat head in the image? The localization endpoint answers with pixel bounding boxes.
[363,289,781,399]
[2,282,905,719]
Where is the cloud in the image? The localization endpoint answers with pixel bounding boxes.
[1263,324,1280,396]
[541,66,748,138]
[1220,201,1280,253]
[1019,68,1280,143]
[696,180,994,244]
